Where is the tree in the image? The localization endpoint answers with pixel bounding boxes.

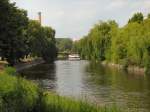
[56,38,73,53]
[0,0,28,65]
[0,0,58,65]
[75,12,150,74]
[27,20,57,62]
[76,20,118,61]
[128,12,144,23]
[148,13,150,19]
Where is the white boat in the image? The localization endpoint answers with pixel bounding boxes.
[68,54,80,60]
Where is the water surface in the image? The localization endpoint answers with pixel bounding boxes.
[20,60,150,112]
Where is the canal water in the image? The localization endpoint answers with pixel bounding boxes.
[20,60,150,112]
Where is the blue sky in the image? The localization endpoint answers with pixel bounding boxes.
[11,0,150,39]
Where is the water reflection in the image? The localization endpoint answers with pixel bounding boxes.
[84,62,150,111]
[20,63,57,90]
[55,60,85,96]
[20,60,150,112]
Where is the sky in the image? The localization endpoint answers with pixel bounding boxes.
[11,0,150,39]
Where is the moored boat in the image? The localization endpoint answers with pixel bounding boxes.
[68,54,80,60]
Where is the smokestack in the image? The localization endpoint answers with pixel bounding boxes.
[38,12,41,25]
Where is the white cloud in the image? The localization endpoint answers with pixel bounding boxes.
[106,0,129,10]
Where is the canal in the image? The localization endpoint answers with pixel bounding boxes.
[20,60,150,112]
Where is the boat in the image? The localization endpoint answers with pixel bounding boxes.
[68,54,80,60]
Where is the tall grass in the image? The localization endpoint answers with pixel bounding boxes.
[3,67,17,76]
[0,68,39,112]
[41,92,121,112]
[0,67,122,112]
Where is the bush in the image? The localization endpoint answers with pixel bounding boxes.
[0,70,39,112]
[3,67,17,76]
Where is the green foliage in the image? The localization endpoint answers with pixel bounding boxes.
[76,20,118,61]
[3,67,17,76]
[75,12,150,74]
[128,12,144,23]
[72,41,79,53]
[56,38,73,53]
[40,92,121,112]
[27,20,57,62]
[0,1,57,65]
[147,13,150,19]
[0,0,29,65]
[0,69,39,112]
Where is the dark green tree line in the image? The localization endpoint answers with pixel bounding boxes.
[0,0,28,65]
[0,0,57,65]
[27,20,57,62]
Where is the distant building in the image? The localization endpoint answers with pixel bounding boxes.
[38,12,42,25]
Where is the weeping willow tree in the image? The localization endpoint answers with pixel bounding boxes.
[75,12,150,73]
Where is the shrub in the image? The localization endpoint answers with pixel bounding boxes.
[0,70,39,112]
[3,67,17,76]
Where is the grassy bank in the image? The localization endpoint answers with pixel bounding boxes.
[0,67,39,112]
[0,67,122,112]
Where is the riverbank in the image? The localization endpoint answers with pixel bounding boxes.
[101,61,145,75]
[14,58,44,72]
[0,67,121,112]
[0,58,44,72]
